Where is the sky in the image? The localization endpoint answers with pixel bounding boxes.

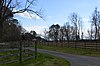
[14,0,100,35]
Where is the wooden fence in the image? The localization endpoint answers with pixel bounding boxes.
[41,40,100,50]
[0,41,36,65]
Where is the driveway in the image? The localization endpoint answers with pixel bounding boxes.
[29,48,100,66]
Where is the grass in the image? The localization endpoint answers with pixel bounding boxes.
[0,50,70,66]
[37,44,100,57]
[0,50,34,62]
[0,50,19,56]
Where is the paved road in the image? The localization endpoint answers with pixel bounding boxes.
[1,48,100,66]
[29,48,100,66]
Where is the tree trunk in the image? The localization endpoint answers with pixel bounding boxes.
[95,26,97,40]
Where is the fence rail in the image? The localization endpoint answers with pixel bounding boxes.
[0,41,36,65]
[41,41,100,50]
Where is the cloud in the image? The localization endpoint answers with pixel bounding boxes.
[83,17,90,28]
[83,17,89,23]
[13,9,40,19]
[82,17,91,38]
[48,16,51,18]
[23,26,48,35]
[53,22,63,26]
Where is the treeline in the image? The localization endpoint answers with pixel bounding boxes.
[2,19,22,41]
[0,0,42,42]
[1,17,40,42]
[44,7,100,41]
[0,5,27,41]
[1,18,38,41]
[0,5,37,42]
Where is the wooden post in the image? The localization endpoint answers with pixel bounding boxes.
[35,41,37,59]
[33,39,38,59]
[96,40,97,51]
[19,41,22,64]
[67,40,69,48]
[84,40,86,49]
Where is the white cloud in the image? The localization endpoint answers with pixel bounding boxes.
[83,17,91,28]
[54,22,61,25]
[83,17,89,23]
[23,26,48,35]
[53,22,63,26]
[82,17,91,38]
[13,9,40,19]
[48,16,51,18]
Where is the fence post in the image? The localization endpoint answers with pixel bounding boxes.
[67,40,69,48]
[96,40,97,51]
[75,41,76,48]
[84,40,86,49]
[19,41,22,64]
[34,40,37,59]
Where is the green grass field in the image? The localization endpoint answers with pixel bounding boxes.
[37,44,100,57]
[0,50,70,66]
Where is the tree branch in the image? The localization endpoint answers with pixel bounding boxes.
[25,0,35,9]
[6,0,13,8]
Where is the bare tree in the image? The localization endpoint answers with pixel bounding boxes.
[59,26,64,41]
[90,7,100,40]
[69,12,82,40]
[62,22,70,41]
[91,7,98,40]
[43,29,49,40]
[0,0,42,41]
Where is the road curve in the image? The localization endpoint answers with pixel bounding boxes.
[29,48,100,66]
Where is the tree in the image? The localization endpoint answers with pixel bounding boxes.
[30,30,37,39]
[64,22,70,41]
[91,7,100,40]
[49,24,60,41]
[91,7,98,40]
[68,26,76,40]
[0,0,42,41]
[24,32,32,41]
[43,29,49,40]
[2,19,21,41]
[49,24,55,40]
[59,26,64,41]
[54,24,60,41]
[69,12,82,40]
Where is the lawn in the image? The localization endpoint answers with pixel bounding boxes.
[37,44,100,57]
[0,50,70,66]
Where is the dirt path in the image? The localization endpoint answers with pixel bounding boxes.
[29,48,100,66]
